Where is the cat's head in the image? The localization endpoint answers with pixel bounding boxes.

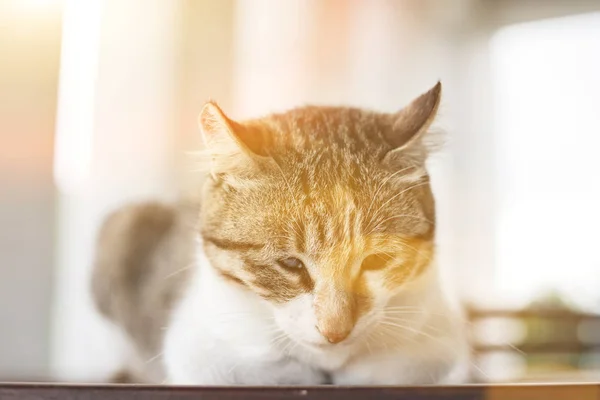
[198,83,441,350]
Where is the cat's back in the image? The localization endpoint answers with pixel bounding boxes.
[91,200,198,363]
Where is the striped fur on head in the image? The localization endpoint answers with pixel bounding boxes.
[198,82,442,345]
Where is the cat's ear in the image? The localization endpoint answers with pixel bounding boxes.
[383,81,442,163]
[198,101,269,159]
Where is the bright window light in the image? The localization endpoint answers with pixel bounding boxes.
[53,0,103,193]
[491,12,600,309]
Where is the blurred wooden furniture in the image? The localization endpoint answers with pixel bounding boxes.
[0,383,599,400]
[467,307,600,382]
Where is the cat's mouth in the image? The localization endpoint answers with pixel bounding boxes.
[298,337,355,350]
[277,326,358,350]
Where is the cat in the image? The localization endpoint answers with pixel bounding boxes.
[91,81,470,385]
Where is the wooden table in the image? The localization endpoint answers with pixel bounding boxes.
[0,383,599,400]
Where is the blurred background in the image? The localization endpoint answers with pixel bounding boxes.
[1,0,600,384]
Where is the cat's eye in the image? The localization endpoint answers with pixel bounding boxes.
[361,253,393,270]
[277,257,304,269]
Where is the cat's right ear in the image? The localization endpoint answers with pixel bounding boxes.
[385,82,441,152]
[198,101,270,160]
[382,82,442,168]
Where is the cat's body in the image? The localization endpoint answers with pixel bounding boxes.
[92,82,470,385]
[92,201,196,383]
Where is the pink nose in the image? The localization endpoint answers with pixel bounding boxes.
[316,325,351,344]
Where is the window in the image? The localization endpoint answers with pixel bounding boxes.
[491,12,600,310]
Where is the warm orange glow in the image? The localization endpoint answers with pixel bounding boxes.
[11,0,62,13]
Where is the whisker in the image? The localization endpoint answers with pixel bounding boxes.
[365,165,415,222]
[281,336,297,356]
[383,310,431,316]
[379,319,490,381]
[378,318,456,383]
[365,214,433,237]
[386,309,527,357]
[381,305,426,309]
[163,262,196,279]
[227,361,240,375]
[365,333,374,356]
[146,352,163,364]
[381,316,444,335]
[382,238,433,264]
[376,323,421,348]
[368,181,430,229]
[271,333,290,347]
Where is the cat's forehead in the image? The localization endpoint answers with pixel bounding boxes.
[264,176,431,250]
[272,105,376,129]
[265,106,390,152]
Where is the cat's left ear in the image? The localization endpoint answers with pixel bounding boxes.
[198,102,273,183]
[383,81,441,163]
[198,101,269,159]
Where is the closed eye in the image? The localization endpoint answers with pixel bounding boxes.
[361,253,393,270]
[277,257,304,270]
